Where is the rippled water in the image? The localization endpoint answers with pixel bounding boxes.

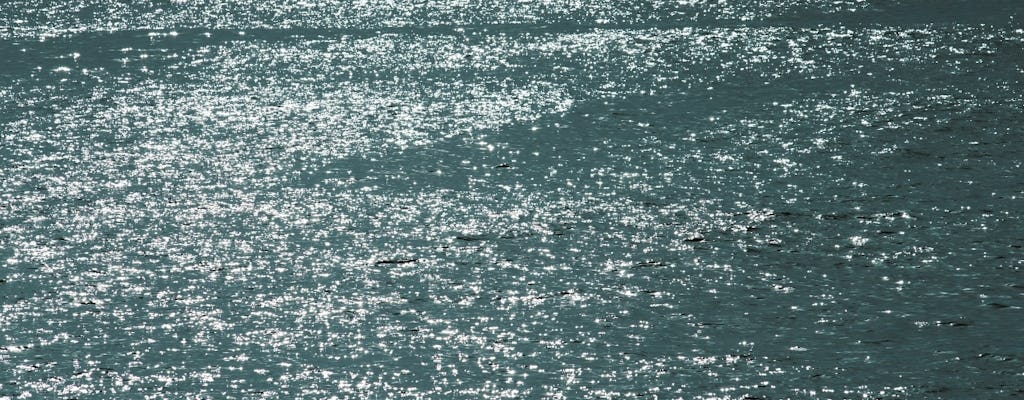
[2,1,1023,398]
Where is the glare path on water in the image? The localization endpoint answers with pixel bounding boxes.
[1,2,1023,398]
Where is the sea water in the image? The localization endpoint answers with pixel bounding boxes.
[1,1,1022,398]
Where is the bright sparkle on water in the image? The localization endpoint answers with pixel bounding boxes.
[2,1,1023,399]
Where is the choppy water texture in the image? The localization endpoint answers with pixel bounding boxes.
[2,1,1023,399]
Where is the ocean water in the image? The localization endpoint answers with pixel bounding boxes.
[1,1,1022,398]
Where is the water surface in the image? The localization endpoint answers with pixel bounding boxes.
[1,1,1022,398]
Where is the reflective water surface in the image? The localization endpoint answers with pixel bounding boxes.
[1,1,1022,398]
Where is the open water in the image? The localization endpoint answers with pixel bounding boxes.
[1,1,1022,399]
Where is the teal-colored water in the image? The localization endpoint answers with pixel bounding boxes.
[2,1,1022,398]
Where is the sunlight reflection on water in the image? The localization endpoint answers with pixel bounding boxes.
[2,1,1023,398]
